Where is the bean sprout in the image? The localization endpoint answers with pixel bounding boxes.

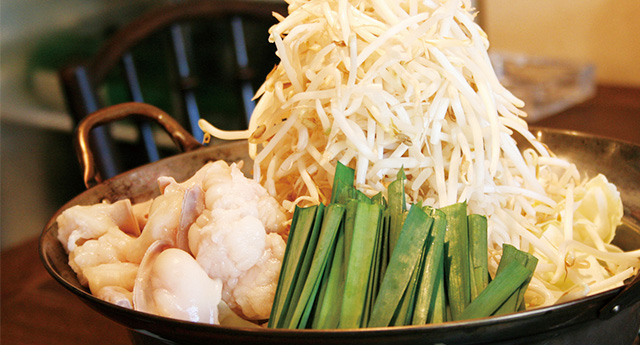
[200,0,639,308]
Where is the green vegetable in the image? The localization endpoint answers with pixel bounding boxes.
[343,199,359,273]
[269,204,324,328]
[362,209,387,326]
[270,163,535,330]
[387,169,407,256]
[310,224,345,329]
[468,214,489,300]
[281,203,325,328]
[427,263,447,324]
[379,212,390,288]
[391,253,423,326]
[371,192,385,206]
[331,162,355,204]
[286,204,345,328]
[493,244,538,315]
[459,260,532,320]
[412,208,447,325]
[339,202,382,328]
[368,206,433,328]
[441,202,471,321]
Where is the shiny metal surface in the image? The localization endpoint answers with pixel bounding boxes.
[40,105,640,344]
[73,102,203,188]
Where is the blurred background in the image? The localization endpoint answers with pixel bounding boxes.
[1,0,639,250]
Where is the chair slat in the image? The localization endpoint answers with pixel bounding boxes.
[231,16,256,124]
[73,66,120,178]
[59,0,289,178]
[169,23,204,141]
[121,53,161,162]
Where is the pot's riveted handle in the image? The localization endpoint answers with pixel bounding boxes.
[74,102,203,188]
[598,269,640,320]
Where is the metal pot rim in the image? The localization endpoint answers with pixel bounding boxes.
[39,125,640,344]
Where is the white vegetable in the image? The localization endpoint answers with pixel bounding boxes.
[200,0,639,307]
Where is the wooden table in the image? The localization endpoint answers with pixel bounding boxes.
[534,85,640,145]
[2,85,639,345]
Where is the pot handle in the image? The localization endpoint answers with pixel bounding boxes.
[598,268,640,320]
[74,102,203,188]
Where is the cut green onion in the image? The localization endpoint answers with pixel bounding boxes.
[468,214,489,300]
[287,204,345,328]
[368,206,433,328]
[427,262,447,324]
[412,208,447,325]
[270,164,536,329]
[459,260,532,320]
[310,223,345,329]
[342,199,359,276]
[281,203,325,328]
[362,208,387,326]
[269,204,324,328]
[493,244,538,315]
[391,253,423,326]
[387,169,407,256]
[340,202,382,328]
[441,202,471,321]
[331,162,355,204]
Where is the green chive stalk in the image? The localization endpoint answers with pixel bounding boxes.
[441,202,471,321]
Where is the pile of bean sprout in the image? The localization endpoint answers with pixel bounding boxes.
[199,0,640,308]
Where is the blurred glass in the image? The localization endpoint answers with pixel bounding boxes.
[490,51,596,122]
[473,0,596,122]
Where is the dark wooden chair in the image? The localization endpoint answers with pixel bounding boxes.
[59,0,288,179]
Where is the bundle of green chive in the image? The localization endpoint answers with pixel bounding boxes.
[268,163,538,329]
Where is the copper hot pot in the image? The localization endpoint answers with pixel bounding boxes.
[40,103,640,344]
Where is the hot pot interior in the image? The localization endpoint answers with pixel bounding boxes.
[40,128,640,345]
